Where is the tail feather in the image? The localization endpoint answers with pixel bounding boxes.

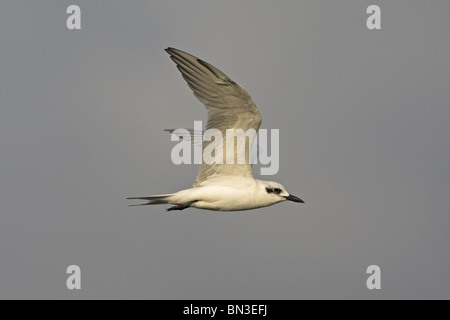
[127,194,173,207]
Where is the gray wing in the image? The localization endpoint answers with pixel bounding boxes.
[165,48,262,186]
[164,128,263,163]
[164,128,204,147]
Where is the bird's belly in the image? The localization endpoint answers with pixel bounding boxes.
[191,191,265,211]
[192,200,259,211]
[181,182,272,212]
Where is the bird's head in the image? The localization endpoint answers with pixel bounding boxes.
[259,181,304,205]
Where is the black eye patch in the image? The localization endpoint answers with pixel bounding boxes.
[266,188,282,194]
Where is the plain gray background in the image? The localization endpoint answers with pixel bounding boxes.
[1,0,449,299]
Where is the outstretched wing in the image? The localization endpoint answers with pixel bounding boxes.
[165,48,262,187]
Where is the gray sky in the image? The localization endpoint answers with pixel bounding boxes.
[1,0,449,299]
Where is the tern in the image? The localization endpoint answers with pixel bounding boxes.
[128,48,304,211]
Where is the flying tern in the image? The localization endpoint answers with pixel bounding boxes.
[128,48,304,211]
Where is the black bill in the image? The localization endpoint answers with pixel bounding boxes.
[283,194,305,203]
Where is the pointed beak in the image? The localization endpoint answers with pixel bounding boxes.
[283,194,305,203]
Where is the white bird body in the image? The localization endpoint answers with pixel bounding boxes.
[128,48,304,211]
[165,178,283,211]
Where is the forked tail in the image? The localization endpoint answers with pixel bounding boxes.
[126,194,173,207]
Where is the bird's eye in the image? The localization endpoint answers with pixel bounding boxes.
[273,188,282,194]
